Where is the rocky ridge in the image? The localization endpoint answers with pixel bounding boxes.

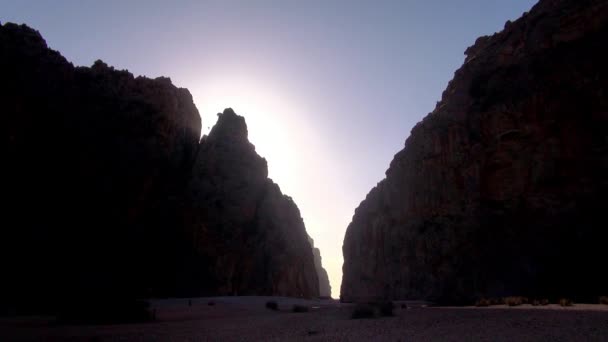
[1,22,319,316]
[179,108,319,297]
[341,0,608,304]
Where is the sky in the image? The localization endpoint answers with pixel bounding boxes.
[1,0,538,298]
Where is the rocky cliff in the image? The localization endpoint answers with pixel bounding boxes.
[0,22,318,317]
[178,108,319,298]
[309,237,332,298]
[341,0,608,304]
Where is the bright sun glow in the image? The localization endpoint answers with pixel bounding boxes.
[190,76,346,298]
[193,76,300,188]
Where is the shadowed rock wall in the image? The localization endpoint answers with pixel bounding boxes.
[1,22,318,316]
[341,0,608,304]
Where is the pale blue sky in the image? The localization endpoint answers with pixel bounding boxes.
[1,0,538,297]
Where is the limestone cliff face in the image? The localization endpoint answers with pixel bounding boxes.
[180,109,319,298]
[309,237,332,298]
[341,0,608,304]
[1,22,318,315]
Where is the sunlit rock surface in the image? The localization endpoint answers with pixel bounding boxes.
[341,0,608,304]
[1,22,318,316]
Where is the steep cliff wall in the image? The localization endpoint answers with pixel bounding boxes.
[179,109,319,298]
[309,237,332,298]
[1,22,319,316]
[1,22,202,314]
[341,0,608,304]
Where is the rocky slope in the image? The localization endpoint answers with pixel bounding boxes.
[0,22,318,317]
[341,0,608,304]
[309,237,332,298]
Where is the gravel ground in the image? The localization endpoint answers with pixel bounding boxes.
[2,297,608,341]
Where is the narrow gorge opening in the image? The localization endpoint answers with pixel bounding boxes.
[3,2,608,339]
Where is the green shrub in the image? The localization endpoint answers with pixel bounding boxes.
[265,301,278,311]
[292,304,309,313]
[559,298,573,307]
[532,299,540,306]
[351,303,375,319]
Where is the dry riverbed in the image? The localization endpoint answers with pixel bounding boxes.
[2,297,608,341]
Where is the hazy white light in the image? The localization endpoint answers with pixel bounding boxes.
[190,75,349,298]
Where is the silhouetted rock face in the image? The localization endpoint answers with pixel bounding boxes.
[341,0,608,304]
[309,237,332,298]
[1,22,318,315]
[180,109,319,298]
[1,22,202,313]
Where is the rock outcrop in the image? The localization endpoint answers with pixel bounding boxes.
[309,237,332,298]
[178,108,319,297]
[1,22,318,316]
[341,0,608,304]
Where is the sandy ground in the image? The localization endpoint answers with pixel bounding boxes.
[2,297,608,341]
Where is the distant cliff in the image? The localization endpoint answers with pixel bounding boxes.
[0,22,318,317]
[341,0,608,304]
[309,237,332,298]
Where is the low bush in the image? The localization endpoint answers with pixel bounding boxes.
[531,298,550,306]
[377,301,394,317]
[504,296,524,306]
[490,298,505,305]
[351,303,375,319]
[475,298,490,307]
[265,301,278,311]
[600,296,608,305]
[292,304,309,313]
[559,298,573,307]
